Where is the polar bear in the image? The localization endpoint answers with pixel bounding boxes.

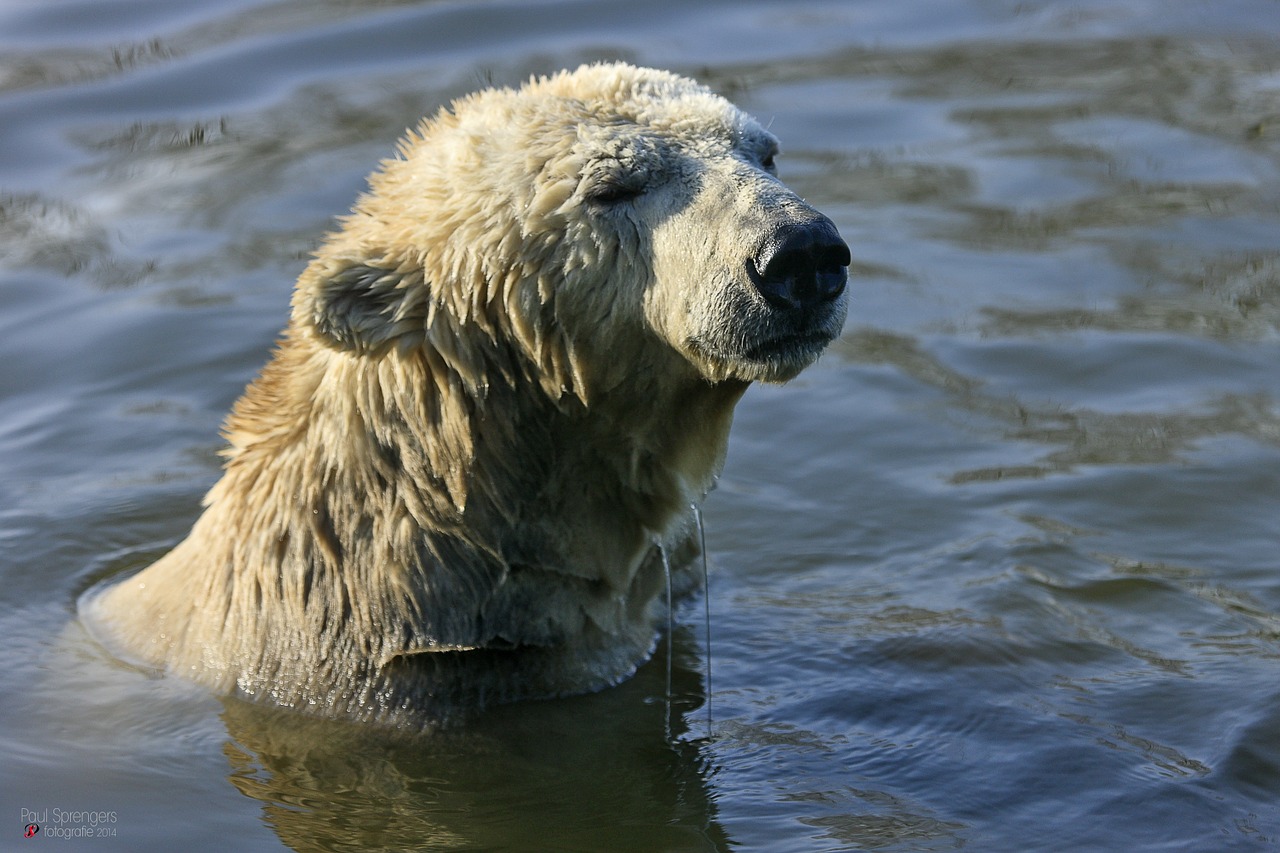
[82,63,849,724]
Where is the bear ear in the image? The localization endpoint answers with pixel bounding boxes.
[300,258,428,352]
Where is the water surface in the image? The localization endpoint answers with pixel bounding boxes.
[3,0,1279,850]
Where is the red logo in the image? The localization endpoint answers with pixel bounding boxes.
[24,824,40,838]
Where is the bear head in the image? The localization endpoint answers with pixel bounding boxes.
[296,62,850,403]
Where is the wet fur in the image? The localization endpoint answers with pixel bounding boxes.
[83,63,846,723]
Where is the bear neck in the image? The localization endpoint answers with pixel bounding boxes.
[200,329,747,662]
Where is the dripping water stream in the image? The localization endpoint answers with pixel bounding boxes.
[656,504,715,744]
[693,503,712,740]
[660,538,674,742]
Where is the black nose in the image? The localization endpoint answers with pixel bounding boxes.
[746,217,850,311]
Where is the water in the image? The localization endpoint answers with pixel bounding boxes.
[3,0,1279,849]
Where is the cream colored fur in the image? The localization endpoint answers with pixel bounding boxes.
[82,63,847,724]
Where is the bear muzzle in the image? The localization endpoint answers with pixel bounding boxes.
[745,214,850,313]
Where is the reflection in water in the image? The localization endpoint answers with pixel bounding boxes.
[0,37,178,94]
[980,248,1280,340]
[0,0,437,95]
[218,628,729,852]
[840,328,1280,480]
[0,193,106,273]
[798,804,964,853]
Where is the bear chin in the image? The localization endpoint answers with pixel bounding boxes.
[685,295,848,384]
[686,336,835,384]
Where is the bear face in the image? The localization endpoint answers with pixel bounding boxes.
[83,64,849,723]
[302,64,849,398]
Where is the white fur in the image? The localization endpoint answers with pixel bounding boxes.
[82,63,847,724]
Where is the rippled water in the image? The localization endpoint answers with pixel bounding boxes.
[3,1,1279,850]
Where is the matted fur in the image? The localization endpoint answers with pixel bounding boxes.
[82,63,848,724]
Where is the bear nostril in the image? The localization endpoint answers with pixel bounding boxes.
[747,219,850,311]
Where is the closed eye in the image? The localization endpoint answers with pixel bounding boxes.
[587,180,645,204]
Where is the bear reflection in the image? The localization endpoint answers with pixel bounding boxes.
[218,628,730,852]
